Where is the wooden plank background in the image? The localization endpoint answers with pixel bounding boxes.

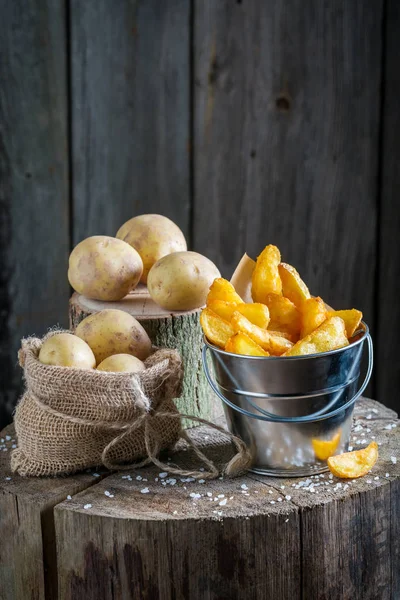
[0,0,397,427]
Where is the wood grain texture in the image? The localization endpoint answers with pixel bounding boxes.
[0,425,105,600]
[69,290,223,426]
[70,0,190,244]
[377,1,400,412]
[193,0,382,335]
[0,0,70,428]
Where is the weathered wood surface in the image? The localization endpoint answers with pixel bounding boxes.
[1,398,398,600]
[0,0,70,427]
[70,0,190,244]
[69,287,223,425]
[193,0,382,395]
[377,0,400,416]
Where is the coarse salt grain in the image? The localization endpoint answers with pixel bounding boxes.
[219,499,227,506]
[190,493,201,499]
[366,480,372,484]
[136,475,142,481]
[366,414,372,420]
[84,504,92,510]
[141,488,150,494]
[5,436,11,441]
[67,495,72,500]
[207,492,212,497]
[218,494,225,499]
[198,479,205,484]
[390,456,397,464]
[11,444,16,449]
[5,476,11,481]
[277,497,283,502]
[348,446,353,451]
[285,519,289,523]
[159,472,168,478]
[270,501,275,504]
[386,473,390,477]
[285,495,291,501]
[374,476,379,481]
[173,510,178,514]
[241,484,248,490]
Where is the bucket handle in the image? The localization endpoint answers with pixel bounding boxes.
[202,333,373,424]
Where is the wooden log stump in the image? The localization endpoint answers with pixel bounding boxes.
[1,398,399,600]
[69,286,223,427]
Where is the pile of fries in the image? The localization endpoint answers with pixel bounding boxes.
[200,245,363,357]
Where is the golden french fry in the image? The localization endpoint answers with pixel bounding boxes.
[207,278,243,305]
[328,309,363,338]
[251,245,282,302]
[231,312,293,356]
[265,293,301,340]
[225,333,269,356]
[284,316,348,357]
[327,442,378,479]
[312,431,341,461]
[236,303,270,329]
[278,262,310,307]
[301,296,328,338]
[200,308,234,348]
[267,330,293,340]
[207,299,240,321]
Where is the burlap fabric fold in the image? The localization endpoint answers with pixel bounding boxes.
[12,331,252,479]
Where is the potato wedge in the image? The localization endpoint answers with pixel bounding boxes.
[231,312,293,356]
[251,245,282,302]
[225,333,269,357]
[327,442,378,479]
[236,303,270,329]
[206,299,240,322]
[312,431,341,461]
[328,309,363,338]
[267,330,293,340]
[301,297,328,338]
[265,293,301,340]
[207,278,243,305]
[278,262,311,307]
[284,316,348,357]
[200,308,234,349]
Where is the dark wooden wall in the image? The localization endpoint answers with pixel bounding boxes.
[0,0,398,427]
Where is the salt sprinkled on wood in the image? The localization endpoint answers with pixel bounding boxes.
[141,488,150,494]
[83,504,92,509]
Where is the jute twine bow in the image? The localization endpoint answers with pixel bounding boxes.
[27,369,252,480]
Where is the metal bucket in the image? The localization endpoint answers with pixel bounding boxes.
[202,324,373,477]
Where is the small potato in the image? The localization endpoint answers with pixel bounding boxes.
[251,245,282,302]
[207,278,243,305]
[200,308,234,348]
[278,262,310,307]
[148,251,221,311]
[265,293,301,340]
[75,309,152,364]
[284,316,348,357]
[68,236,143,301]
[39,333,96,369]
[231,312,293,356]
[97,354,145,373]
[116,214,187,283]
[328,309,363,338]
[301,297,328,338]
[225,333,269,357]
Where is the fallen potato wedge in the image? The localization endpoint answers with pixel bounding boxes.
[207,278,243,305]
[327,441,378,478]
[312,431,341,461]
[200,308,234,349]
[284,316,348,356]
[265,293,301,340]
[231,312,293,356]
[301,297,328,338]
[251,245,282,302]
[225,332,269,356]
[278,262,311,307]
[328,309,363,338]
[207,299,241,321]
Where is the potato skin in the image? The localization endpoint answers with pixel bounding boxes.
[68,236,143,301]
[116,214,187,283]
[75,309,152,364]
[97,354,145,373]
[147,251,221,311]
[38,333,96,369]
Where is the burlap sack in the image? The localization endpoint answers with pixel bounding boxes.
[12,331,252,479]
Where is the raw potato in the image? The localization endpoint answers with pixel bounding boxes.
[265,293,301,340]
[231,312,293,356]
[327,442,378,479]
[147,251,221,311]
[252,245,282,302]
[75,309,152,364]
[200,308,234,349]
[207,278,243,305]
[301,297,328,338]
[68,236,143,301]
[97,354,145,373]
[39,333,96,369]
[225,333,269,357]
[328,309,363,338]
[278,262,311,307]
[284,316,348,357]
[116,214,187,283]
